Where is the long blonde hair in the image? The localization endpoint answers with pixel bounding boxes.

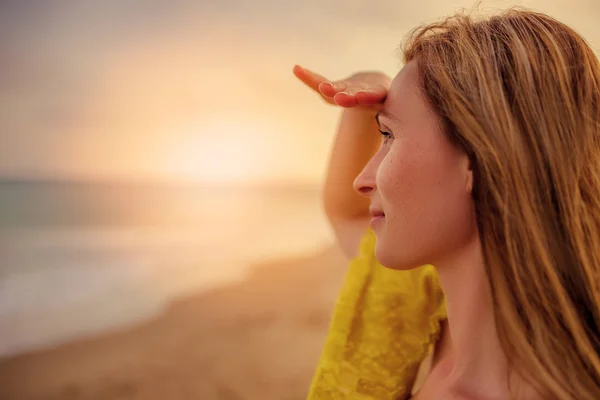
[403,9,600,399]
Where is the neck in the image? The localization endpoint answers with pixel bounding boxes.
[435,235,532,399]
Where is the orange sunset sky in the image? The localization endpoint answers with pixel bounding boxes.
[1,0,599,185]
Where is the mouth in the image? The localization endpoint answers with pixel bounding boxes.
[369,207,385,218]
[369,207,385,228]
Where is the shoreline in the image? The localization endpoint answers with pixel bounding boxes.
[0,245,346,399]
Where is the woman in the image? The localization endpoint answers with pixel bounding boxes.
[294,9,600,400]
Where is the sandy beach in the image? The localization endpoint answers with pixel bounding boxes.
[0,246,346,400]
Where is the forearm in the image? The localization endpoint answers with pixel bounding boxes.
[323,108,381,221]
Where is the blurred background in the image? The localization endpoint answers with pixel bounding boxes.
[0,0,598,399]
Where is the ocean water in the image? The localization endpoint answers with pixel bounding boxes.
[0,180,334,357]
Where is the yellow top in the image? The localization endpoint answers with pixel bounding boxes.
[307,228,447,400]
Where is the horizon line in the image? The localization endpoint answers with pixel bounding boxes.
[0,175,323,188]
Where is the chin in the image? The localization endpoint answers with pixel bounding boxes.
[374,245,425,271]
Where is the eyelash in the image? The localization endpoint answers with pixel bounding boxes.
[379,129,394,143]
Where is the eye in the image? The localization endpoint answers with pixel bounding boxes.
[379,129,394,144]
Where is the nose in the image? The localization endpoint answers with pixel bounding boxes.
[353,153,380,198]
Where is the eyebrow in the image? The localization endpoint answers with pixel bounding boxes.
[375,110,400,129]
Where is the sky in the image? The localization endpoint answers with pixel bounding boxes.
[1,0,599,184]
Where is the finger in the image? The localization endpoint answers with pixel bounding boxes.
[333,92,358,107]
[355,90,387,106]
[318,81,348,97]
[334,83,386,100]
[293,65,329,92]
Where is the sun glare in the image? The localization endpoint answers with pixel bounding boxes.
[165,120,275,184]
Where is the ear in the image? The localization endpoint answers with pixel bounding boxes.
[461,153,474,194]
[466,169,473,193]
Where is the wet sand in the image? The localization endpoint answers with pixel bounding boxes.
[0,246,347,400]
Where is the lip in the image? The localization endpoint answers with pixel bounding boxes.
[369,206,385,228]
[368,206,385,218]
[369,214,385,228]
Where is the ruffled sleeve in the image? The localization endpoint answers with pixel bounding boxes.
[307,228,446,400]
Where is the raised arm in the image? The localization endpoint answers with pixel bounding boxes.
[293,66,391,258]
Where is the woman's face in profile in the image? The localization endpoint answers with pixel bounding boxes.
[354,61,477,269]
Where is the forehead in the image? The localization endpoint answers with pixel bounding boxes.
[391,61,421,89]
[381,61,431,124]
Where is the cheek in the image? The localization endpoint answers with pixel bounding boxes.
[377,137,466,206]
[374,141,475,267]
[376,145,422,210]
